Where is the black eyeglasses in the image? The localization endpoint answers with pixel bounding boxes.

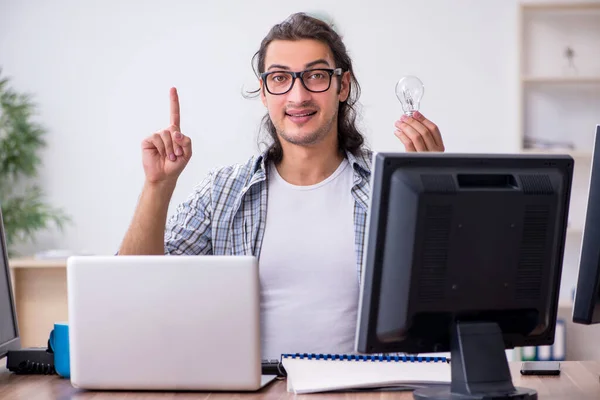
[260,68,343,95]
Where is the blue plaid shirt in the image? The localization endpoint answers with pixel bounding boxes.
[164,147,373,278]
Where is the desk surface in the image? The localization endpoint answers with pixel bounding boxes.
[1,361,599,399]
[9,257,67,268]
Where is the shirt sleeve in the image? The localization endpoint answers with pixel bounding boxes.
[164,171,214,255]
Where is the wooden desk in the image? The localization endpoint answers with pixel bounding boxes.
[1,362,599,399]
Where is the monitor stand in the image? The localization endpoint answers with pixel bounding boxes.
[412,321,537,400]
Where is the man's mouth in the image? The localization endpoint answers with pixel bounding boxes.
[286,110,317,117]
[286,109,317,124]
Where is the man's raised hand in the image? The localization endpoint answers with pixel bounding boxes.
[141,87,192,185]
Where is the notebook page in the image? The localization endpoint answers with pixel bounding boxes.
[282,357,451,394]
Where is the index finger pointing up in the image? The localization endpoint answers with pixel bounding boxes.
[170,87,180,130]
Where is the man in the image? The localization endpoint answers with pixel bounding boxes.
[118,12,445,359]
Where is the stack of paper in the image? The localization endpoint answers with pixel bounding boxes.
[281,354,451,394]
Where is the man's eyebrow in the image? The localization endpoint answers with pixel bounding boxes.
[305,59,330,68]
[266,59,331,71]
[266,64,290,71]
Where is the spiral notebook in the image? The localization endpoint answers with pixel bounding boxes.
[281,353,451,394]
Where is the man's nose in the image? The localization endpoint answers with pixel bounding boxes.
[286,77,312,103]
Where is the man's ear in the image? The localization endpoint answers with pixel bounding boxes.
[338,71,351,102]
[260,79,267,107]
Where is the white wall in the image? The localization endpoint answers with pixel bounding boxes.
[0,0,522,256]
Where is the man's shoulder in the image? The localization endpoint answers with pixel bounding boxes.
[213,154,263,178]
[205,153,266,195]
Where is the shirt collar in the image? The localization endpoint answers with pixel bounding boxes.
[346,148,372,180]
[252,147,372,178]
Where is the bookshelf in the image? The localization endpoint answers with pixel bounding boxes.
[518,2,600,245]
[519,2,600,155]
[516,1,600,362]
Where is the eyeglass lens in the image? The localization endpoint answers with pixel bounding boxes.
[266,69,332,94]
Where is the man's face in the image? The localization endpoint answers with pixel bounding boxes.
[260,39,350,148]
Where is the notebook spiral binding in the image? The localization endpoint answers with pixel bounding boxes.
[281,353,450,363]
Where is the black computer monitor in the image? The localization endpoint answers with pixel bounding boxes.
[356,152,573,400]
[0,206,20,359]
[573,125,600,325]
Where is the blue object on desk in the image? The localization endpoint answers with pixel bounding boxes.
[49,322,70,378]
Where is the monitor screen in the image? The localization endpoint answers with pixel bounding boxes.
[0,207,20,358]
[573,125,600,325]
[355,152,573,399]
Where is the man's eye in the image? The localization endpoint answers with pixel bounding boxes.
[272,74,288,83]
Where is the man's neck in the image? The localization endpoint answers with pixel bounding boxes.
[275,140,345,186]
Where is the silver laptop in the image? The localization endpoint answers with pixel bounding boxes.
[66,255,277,391]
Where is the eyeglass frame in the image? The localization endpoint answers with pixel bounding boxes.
[260,67,344,95]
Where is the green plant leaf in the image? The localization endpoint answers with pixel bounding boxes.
[0,68,70,256]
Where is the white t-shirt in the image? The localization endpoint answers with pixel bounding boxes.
[258,158,359,360]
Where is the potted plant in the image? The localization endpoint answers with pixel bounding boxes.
[0,68,70,257]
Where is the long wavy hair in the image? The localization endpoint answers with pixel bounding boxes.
[246,12,365,163]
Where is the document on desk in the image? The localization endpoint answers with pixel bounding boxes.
[281,353,451,394]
